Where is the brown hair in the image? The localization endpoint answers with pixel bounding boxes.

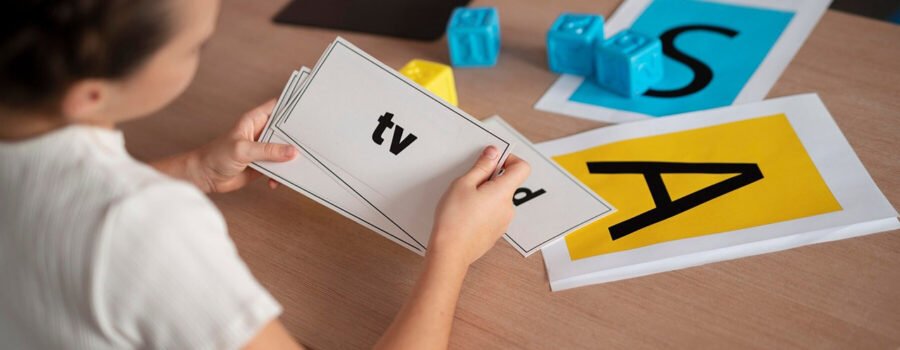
[0,1,172,110]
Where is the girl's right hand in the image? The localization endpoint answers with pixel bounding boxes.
[428,146,530,269]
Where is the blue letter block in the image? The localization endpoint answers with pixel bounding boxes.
[546,13,605,75]
[594,29,664,97]
[447,7,500,67]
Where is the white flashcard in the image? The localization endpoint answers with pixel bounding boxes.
[251,68,424,254]
[258,70,299,142]
[538,94,898,290]
[534,0,830,123]
[275,37,513,250]
[482,116,616,256]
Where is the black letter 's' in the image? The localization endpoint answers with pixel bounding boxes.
[645,25,738,98]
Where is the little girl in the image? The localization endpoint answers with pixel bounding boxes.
[0,1,529,349]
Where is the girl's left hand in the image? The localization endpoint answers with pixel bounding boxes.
[187,99,296,193]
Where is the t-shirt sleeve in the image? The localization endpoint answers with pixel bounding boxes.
[93,182,282,350]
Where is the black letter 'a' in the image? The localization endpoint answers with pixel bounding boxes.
[645,25,738,98]
[587,161,763,240]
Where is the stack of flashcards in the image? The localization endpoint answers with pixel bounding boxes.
[251,37,614,256]
[481,117,614,256]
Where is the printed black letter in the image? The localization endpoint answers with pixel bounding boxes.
[388,125,418,155]
[513,187,547,206]
[372,112,395,145]
[587,161,763,240]
[644,25,738,98]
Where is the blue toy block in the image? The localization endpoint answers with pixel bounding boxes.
[890,8,900,24]
[594,29,664,98]
[447,7,500,67]
[594,29,663,97]
[546,13,605,75]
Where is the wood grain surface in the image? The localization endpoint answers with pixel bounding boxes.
[121,0,900,348]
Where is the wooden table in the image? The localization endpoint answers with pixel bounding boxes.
[122,0,900,348]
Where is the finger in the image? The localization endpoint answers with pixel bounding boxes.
[215,169,262,193]
[253,98,278,119]
[268,179,279,189]
[261,98,278,114]
[237,140,296,163]
[241,99,278,139]
[458,146,502,187]
[483,154,530,193]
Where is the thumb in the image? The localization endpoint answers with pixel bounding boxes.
[239,140,296,163]
[458,146,502,187]
[483,154,530,194]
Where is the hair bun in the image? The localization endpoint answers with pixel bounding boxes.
[0,0,171,110]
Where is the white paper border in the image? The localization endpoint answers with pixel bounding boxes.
[484,116,616,256]
[538,94,899,290]
[534,0,831,123]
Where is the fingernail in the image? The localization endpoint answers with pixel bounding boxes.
[484,146,498,160]
[283,146,295,158]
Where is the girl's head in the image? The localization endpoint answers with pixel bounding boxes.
[0,0,219,128]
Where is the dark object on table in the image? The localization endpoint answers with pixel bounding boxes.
[830,0,900,23]
[273,0,472,41]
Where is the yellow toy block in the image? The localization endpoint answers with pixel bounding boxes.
[399,59,458,106]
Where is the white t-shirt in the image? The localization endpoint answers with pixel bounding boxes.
[0,125,282,349]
